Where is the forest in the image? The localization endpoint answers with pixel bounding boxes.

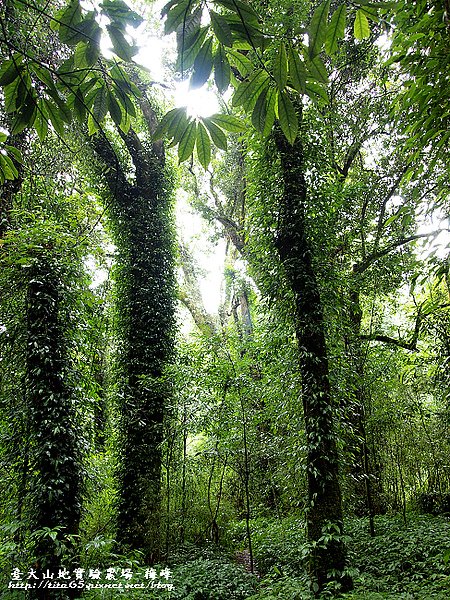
[0,0,449,598]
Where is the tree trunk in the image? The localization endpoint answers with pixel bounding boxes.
[274,131,351,594]
[93,128,175,559]
[26,259,81,597]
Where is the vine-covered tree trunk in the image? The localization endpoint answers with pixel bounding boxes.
[274,131,351,594]
[26,259,81,593]
[93,120,175,558]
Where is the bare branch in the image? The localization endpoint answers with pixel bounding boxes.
[372,166,409,251]
[353,231,444,274]
[178,241,217,335]
[360,305,423,351]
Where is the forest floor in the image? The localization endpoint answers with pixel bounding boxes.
[2,513,449,598]
[76,513,450,599]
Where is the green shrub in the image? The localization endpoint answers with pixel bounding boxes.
[170,558,257,599]
[343,514,450,599]
[228,515,308,576]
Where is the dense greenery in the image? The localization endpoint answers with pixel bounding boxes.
[0,0,449,598]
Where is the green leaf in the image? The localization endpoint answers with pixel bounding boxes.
[92,84,108,124]
[5,145,22,163]
[0,154,19,181]
[84,41,101,67]
[325,5,346,55]
[153,107,186,140]
[202,117,227,150]
[251,86,276,137]
[108,90,123,128]
[167,108,189,143]
[232,69,270,111]
[100,0,143,28]
[31,64,56,93]
[210,11,233,47]
[309,0,330,58]
[196,121,211,169]
[164,0,191,35]
[214,0,259,26]
[71,93,86,122]
[226,48,253,77]
[214,45,231,93]
[251,87,268,134]
[51,0,82,32]
[177,5,202,53]
[42,98,65,136]
[226,18,264,47]
[161,0,179,17]
[177,26,209,72]
[107,25,138,61]
[0,55,23,86]
[209,113,245,132]
[360,5,380,22]
[48,92,72,123]
[111,82,136,121]
[305,80,328,104]
[35,101,49,141]
[306,55,328,84]
[11,95,37,135]
[191,38,214,89]
[178,119,197,163]
[263,87,277,136]
[110,64,141,97]
[288,47,306,93]
[273,41,288,91]
[59,16,101,47]
[354,9,370,40]
[4,77,23,114]
[277,90,298,144]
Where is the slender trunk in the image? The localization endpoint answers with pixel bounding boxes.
[274,131,351,594]
[180,404,187,545]
[346,288,377,534]
[239,391,254,573]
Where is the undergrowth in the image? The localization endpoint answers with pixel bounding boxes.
[1,514,449,598]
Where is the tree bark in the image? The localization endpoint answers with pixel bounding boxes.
[274,131,351,594]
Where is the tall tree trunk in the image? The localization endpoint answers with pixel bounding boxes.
[26,259,81,595]
[93,124,175,559]
[274,131,351,594]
